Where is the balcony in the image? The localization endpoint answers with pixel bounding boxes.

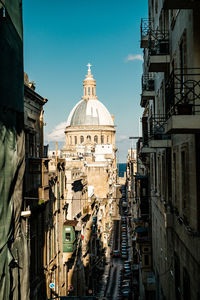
[163,0,199,9]
[165,68,200,134]
[140,74,155,107]
[140,18,152,48]
[148,31,170,72]
[148,116,171,148]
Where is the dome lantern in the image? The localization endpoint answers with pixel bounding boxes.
[83,63,97,100]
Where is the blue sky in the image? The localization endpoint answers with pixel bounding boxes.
[23,0,147,162]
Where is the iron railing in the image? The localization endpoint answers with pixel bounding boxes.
[165,68,200,118]
[148,115,169,140]
[148,32,169,56]
[142,115,169,144]
[141,18,152,37]
[142,73,154,92]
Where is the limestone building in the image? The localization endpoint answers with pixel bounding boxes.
[138,2,200,299]
[47,65,118,297]
[62,64,117,248]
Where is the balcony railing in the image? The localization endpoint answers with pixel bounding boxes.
[142,73,154,91]
[166,68,200,118]
[140,18,152,48]
[149,115,168,139]
[141,115,172,148]
[141,18,152,37]
[141,73,155,107]
[148,31,170,72]
[148,30,169,55]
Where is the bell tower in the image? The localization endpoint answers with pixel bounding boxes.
[83,63,97,100]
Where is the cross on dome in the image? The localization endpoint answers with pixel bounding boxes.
[87,63,92,75]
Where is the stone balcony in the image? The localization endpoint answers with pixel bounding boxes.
[149,139,171,148]
[148,53,170,72]
[165,68,200,133]
[165,115,200,134]
[163,0,199,9]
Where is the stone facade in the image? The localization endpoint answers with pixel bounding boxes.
[23,74,49,300]
[139,2,200,299]
[45,65,118,297]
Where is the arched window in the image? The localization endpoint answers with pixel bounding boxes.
[80,136,84,144]
[87,135,91,142]
[94,135,98,143]
[74,136,77,145]
[101,135,104,144]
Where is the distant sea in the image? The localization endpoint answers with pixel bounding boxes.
[118,163,126,177]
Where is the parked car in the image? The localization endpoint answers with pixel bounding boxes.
[124,270,132,278]
[121,287,131,298]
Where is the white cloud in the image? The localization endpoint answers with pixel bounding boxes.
[46,122,67,142]
[125,54,143,62]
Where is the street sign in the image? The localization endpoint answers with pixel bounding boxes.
[49,282,55,289]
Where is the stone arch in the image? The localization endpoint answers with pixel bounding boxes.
[94,135,98,143]
[80,136,84,144]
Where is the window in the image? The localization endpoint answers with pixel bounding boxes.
[65,232,70,242]
[87,135,91,142]
[173,152,177,204]
[70,136,72,145]
[54,226,56,255]
[94,135,98,143]
[144,254,149,266]
[181,150,189,219]
[144,247,149,252]
[107,136,109,143]
[80,136,84,143]
[29,133,35,157]
[74,136,77,145]
[101,135,104,144]
[88,87,90,95]
[92,87,94,96]
[49,230,52,260]
[57,185,60,211]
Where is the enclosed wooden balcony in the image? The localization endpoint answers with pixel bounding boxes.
[140,74,155,107]
[163,0,199,9]
[148,31,170,72]
[165,68,200,134]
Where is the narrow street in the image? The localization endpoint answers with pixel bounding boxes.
[98,185,138,300]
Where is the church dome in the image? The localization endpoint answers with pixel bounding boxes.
[66,64,114,127]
